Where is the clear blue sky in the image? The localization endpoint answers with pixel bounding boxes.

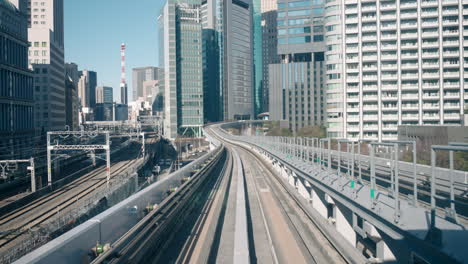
[64,0,165,102]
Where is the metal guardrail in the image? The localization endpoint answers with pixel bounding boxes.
[216,124,468,224]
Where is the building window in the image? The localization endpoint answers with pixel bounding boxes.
[42,42,47,47]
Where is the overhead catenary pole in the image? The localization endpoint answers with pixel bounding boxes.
[47,133,52,186]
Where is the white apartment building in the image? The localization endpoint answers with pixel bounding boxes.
[342,0,468,142]
[27,0,65,131]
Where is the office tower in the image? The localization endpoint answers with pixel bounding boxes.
[27,0,65,131]
[201,0,222,123]
[224,0,254,120]
[96,86,113,104]
[0,0,34,159]
[253,0,262,116]
[342,0,468,141]
[159,0,204,139]
[65,62,79,130]
[324,0,343,138]
[142,80,159,106]
[261,0,280,113]
[269,0,326,133]
[132,66,159,101]
[77,70,97,108]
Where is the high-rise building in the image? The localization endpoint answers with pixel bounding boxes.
[260,0,280,113]
[342,0,468,141]
[132,66,158,101]
[159,0,204,139]
[65,62,79,130]
[324,0,343,138]
[77,70,97,108]
[96,86,113,104]
[253,0,263,117]
[223,0,254,120]
[27,0,65,131]
[269,0,326,133]
[0,0,34,159]
[201,0,222,123]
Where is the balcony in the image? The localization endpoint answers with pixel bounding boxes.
[422,83,440,89]
[423,113,440,120]
[347,125,360,132]
[443,29,459,36]
[421,21,439,28]
[421,10,438,17]
[401,42,418,50]
[422,51,439,58]
[423,103,440,110]
[402,114,419,120]
[382,96,398,103]
[381,74,398,81]
[381,84,398,91]
[362,65,378,72]
[442,8,459,16]
[402,103,419,110]
[443,71,460,78]
[380,13,397,20]
[381,23,397,30]
[382,104,398,110]
[401,63,418,70]
[443,50,459,57]
[443,113,460,120]
[400,1,417,9]
[401,93,419,100]
[380,3,397,11]
[444,103,460,109]
[381,34,397,41]
[401,84,419,91]
[422,71,440,79]
[421,0,438,7]
[362,95,378,101]
[400,12,417,19]
[401,32,418,39]
[362,75,378,81]
[382,114,398,120]
[381,63,397,70]
[422,31,438,38]
[346,37,359,43]
[347,96,359,103]
[362,35,377,42]
[443,19,459,26]
[345,8,358,15]
[443,82,459,88]
[362,85,378,91]
[363,115,378,121]
[423,93,439,99]
[401,22,418,29]
[381,54,397,61]
[422,41,439,48]
[363,125,379,131]
[443,40,459,47]
[444,92,460,99]
[362,54,378,62]
[361,5,377,12]
[363,26,379,33]
[401,73,419,80]
[401,52,418,59]
[443,61,459,68]
[363,104,378,111]
[382,125,398,131]
[362,15,377,22]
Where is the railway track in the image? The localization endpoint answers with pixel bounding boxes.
[0,137,156,259]
[0,159,134,252]
[208,126,358,263]
[90,146,225,264]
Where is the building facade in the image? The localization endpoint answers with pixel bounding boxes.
[224,0,254,120]
[261,0,279,114]
[132,66,158,102]
[65,62,79,130]
[27,0,65,131]
[269,0,326,133]
[159,0,204,139]
[0,0,34,159]
[96,86,113,104]
[342,0,468,141]
[77,70,97,108]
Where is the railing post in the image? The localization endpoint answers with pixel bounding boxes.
[449,150,455,211]
[394,143,400,223]
[430,147,436,227]
[413,141,417,206]
[370,144,376,208]
[338,140,341,176]
[328,138,331,171]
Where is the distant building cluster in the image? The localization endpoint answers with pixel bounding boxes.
[2,0,468,157]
